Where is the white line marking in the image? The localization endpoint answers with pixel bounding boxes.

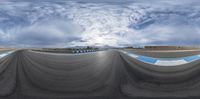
[122,51,200,66]
[155,59,188,66]
[128,53,139,58]
[0,51,14,58]
[0,54,7,58]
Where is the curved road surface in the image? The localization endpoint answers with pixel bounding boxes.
[1,50,200,99]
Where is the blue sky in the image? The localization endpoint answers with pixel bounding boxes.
[0,0,200,48]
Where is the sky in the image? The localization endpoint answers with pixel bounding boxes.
[0,0,200,48]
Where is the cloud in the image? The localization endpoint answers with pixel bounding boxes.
[134,24,200,46]
[0,19,83,48]
[6,0,200,5]
[0,1,200,47]
[18,20,83,47]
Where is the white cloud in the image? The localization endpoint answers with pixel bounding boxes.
[0,1,200,47]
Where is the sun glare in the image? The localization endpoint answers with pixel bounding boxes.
[96,37,104,44]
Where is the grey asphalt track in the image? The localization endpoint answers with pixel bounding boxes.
[1,50,200,99]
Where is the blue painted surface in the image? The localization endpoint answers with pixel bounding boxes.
[184,55,200,62]
[123,51,200,65]
[136,56,157,64]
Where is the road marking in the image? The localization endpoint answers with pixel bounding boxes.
[0,51,14,58]
[155,59,188,66]
[121,51,200,66]
[183,55,200,62]
[127,53,138,58]
[0,53,7,58]
[137,56,157,64]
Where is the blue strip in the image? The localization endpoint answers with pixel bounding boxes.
[183,55,200,62]
[136,56,157,64]
[124,51,200,65]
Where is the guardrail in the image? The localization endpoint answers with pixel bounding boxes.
[72,50,96,53]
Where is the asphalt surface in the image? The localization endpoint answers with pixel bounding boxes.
[1,50,200,99]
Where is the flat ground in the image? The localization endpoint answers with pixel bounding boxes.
[0,48,8,51]
[0,48,14,54]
